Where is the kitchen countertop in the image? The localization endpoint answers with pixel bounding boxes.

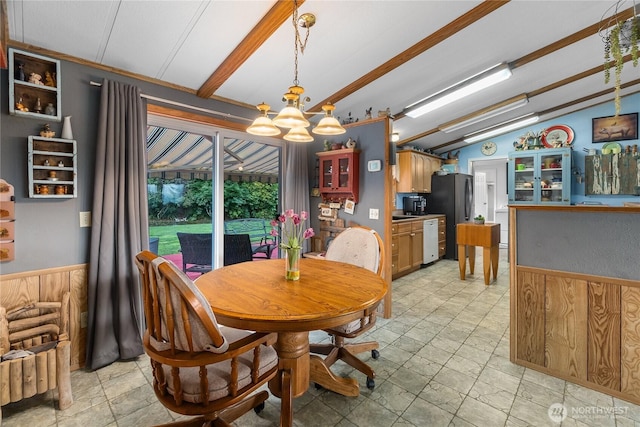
[392,214,445,222]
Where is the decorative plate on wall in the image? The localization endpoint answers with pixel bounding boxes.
[542,125,574,148]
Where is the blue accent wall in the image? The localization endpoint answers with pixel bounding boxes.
[455,92,640,206]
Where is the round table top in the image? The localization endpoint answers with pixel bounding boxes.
[196,258,388,332]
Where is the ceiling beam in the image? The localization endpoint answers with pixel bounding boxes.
[196,0,301,99]
[307,0,510,114]
[400,6,638,148]
[510,6,636,70]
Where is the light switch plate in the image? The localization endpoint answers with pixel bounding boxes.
[369,208,379,220]
[79,211,91,227]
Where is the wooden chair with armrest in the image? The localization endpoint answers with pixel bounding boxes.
[135,250,279,426]
[309,226,385,392]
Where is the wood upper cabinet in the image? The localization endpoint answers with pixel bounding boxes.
[397,150,441,193]
[585,153,640,195]
[317,149,360,202]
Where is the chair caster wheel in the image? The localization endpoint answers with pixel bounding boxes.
[254,402,265,414]
[314,383,324,390]
[371,349,380,359]
[366,377,375,390]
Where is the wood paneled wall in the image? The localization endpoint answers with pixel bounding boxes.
[512,267,640,404]
[0,265,87,370]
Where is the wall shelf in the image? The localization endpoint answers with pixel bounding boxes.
[28,136,77,198]
[9,48,61,122]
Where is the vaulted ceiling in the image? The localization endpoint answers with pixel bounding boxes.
[5,0,640,158]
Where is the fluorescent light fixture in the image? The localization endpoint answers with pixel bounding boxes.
[439,94,529,133]
[463,113,539,143]
[404,62,512,119]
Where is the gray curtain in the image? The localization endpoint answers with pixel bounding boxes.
[86,79,148,370]
[283,142,311,252]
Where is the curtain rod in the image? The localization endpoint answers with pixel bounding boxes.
[89,80,251,122]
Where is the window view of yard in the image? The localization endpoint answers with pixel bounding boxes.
[148,178,278,256]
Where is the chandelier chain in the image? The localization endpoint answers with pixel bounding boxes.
[291,0,311,86]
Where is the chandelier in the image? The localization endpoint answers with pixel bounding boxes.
[247,0,345,142]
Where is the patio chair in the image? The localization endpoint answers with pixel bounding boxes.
[223,234,253,266]
[135,250,278,426]
[309,226,385,391]
[176,232,212,275]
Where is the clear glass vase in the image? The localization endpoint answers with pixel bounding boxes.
[285,248,301,281]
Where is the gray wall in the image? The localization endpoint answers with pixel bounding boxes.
[307,120,388,242]
[1,50,253,274]
[516,209,640,281]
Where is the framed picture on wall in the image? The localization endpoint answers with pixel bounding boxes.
[592,113,638,143]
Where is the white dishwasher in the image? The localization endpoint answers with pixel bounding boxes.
[423,219,439,264]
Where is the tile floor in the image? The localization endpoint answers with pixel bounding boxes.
[3,249,640,426]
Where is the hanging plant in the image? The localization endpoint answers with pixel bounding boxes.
[603,14,639,116]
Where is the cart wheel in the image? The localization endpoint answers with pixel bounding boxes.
[254,402,265,414]
[366,377,375,390]
[371,349,380,359]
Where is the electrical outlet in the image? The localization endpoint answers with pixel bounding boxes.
[369,208,379,220]
[80,311,88,328]
[79,211,91,227]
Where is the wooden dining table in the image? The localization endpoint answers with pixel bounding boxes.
[195,257,388,427]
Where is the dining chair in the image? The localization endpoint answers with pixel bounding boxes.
[135,250,279,426]
[223,234,253,266]
[176,232,212,274]
[309,226,385,390]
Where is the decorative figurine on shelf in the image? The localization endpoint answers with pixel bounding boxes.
[44,71,56,87]
[28,73,44,85]
[365,107,372,120]
[43,159,50,166]
[323,140,331,151]
[40,123,55,138]
[58,160,64,167]
[44,103,56,116]
[15,61,25,81]
[33,97,43,114]
[345,137,357,149]
[15,97,28,112]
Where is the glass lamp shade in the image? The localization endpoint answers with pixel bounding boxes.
[247,116,281,136]
[312,116,346,135]
[284,126,314,142]
[272,105,310,129]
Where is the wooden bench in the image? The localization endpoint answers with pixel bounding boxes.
[224,218,276,259]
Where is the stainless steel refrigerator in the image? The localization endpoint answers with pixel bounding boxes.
[426,173,474,260]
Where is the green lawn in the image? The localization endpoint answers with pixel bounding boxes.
[149,223,212,256]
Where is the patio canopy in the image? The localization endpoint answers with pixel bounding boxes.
[146,126,280,182]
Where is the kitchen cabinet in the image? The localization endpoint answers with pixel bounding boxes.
[397,150,441,193]
[28,136,77,198]
[9,48,61,122]
[585,153,640,195]
[437,216,446,258]
[391,215,444,280]
[508,148,571,205]
[317,149,360,202]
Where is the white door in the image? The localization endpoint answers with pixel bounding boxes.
[474,172,488,219]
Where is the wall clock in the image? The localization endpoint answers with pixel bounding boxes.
[481,141,497,156]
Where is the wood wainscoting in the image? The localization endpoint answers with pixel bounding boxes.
[0,264,87,370]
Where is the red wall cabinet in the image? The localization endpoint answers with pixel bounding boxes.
[316,148,360,203]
